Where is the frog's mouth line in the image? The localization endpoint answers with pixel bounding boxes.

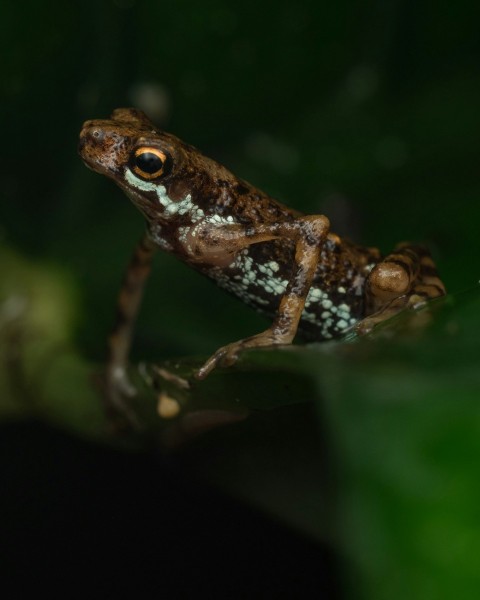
[78,140,118,178]
[79,154,99,172]
[79,154,116,177]
[78,135,101,172]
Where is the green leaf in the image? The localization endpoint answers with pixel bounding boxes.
[307,287,480,599]
[2,243,479,599]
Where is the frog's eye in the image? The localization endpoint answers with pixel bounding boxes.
[132,147,171,180]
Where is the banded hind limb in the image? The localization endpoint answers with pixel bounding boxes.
[357,243,446,333]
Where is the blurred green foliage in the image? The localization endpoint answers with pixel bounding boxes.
[2,1,480,598]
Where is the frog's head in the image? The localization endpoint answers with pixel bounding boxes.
[79,108,220,222]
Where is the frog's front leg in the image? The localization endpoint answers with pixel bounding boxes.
[105,232,157,424]
[195,215,330,379]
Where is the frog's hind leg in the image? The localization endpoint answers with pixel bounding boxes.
[358,244,445,333]
[399,244,446,308]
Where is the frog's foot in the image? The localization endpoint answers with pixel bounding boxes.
[355,291,413,335]
[355,289,438,336]
[103,365,142,430]
[195,330,291,380]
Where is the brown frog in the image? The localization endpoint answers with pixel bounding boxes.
[79,108,445,420]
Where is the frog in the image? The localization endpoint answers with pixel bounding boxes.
[78,108,445,421]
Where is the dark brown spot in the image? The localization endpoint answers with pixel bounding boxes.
[235,183,249,195]
[420,265,439,277]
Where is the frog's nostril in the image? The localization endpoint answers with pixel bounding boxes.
[89,128,104,142]
[80,121,106,143]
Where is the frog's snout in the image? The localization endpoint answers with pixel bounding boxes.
[78,119,125,176]
[78,122,104,170]
[79,120,106,151]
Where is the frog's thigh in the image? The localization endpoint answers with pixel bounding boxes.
[366,246,422,313]
[401,246,446,304]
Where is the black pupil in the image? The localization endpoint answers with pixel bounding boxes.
[135,152,163,174]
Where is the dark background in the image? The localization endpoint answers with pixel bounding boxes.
[2,0,480,596]
[4,0,479,358]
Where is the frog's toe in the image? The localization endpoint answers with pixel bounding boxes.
[195,344,240,380]
[108,366,136,398]
[195,357,217,380]
[354,317,376,335]
[104,367,143,430]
